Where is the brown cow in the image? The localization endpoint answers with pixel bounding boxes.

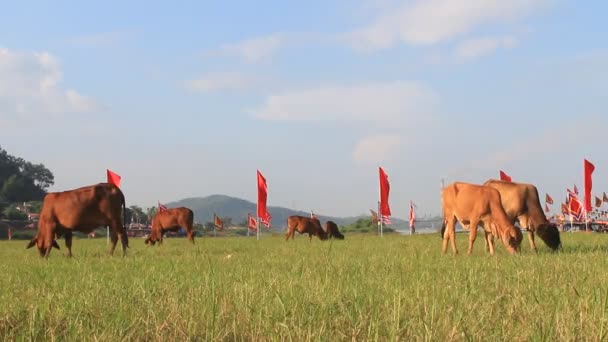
[285,215,328,241]
[26,183,128,258]
[441,182,523,255]
[483,179,561,251]
[145,207,195,245]
[325,221,345,240]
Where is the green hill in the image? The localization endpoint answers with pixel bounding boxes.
[167,195,405,230]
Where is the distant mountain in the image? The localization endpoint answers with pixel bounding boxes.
[167,195,406,229]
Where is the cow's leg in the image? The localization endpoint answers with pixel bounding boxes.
[64,230,73,257]
[119,227,129,256]
[442,216,457,255]
[108,225,120,256]
[467,219,480,256]
[186,227,195,244]
[527,230,537,252]
[486,233,496,256]
[43,229,54,258]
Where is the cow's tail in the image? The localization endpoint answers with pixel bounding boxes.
[121,191,129,248]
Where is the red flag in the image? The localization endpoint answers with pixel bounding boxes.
[603,192,608,203]
[596,196,602,208]
[544,203,550,213]
[260,214,271,229]
[569,193,583,221]
[574,184,579,196]
[158,201,168,212]
[409,201,416,229]
[561,203,568,215]
[584,159,595,212]
[545,194,553,204]
[257,170,270,222]
[106,169,121,188]
[214,213,224,230]
[499,170,512,182]
[247,213,257,230]
[379,167,391,217]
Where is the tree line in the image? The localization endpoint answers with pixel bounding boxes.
[0,146,54,219]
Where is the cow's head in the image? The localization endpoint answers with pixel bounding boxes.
[536,223,562,251]
[144,236,157,245]
[26,236,60,257]
[501,225,523,254]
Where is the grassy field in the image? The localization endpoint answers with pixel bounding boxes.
[2,232,608,341]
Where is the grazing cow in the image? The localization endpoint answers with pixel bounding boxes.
[285,215,328,241]
[325,221,345,240]
[145,207,195,245]
[26,183,128,258]
[483,179,561,251]
[441,182,523,255]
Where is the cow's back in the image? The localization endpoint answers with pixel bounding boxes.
[154,207,193,230]
[287,215,321,233]
[484,179,547,224]
[42,183,124,229]
[443,182,497,220]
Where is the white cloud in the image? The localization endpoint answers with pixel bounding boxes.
[185,72,253,92]
[249,81,437,125]
[347,0,547,50]
[455,35,518,60]
[211,33,285,63]
[353,134,402,164]
[0,47,97,123]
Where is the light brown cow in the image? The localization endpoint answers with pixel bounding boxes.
[26,183,128,258]
[145,207,195,245]
[441,182,523,255]
[285,215,328,241]
[325,221,345,240]
[483,179,561,251]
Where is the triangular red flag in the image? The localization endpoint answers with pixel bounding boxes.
[545,193,554,204]
[106,169,121,188]
[247,213,257,230]
[499,170,512,182]
[214,213,224,230]
[544,203,550,213]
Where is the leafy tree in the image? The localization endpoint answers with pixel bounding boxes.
[129,205,146,224]
[3,206,28,220]
[146,206,158,224]
[0,146,54,215]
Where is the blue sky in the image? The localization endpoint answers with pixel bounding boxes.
[1,0,607,219]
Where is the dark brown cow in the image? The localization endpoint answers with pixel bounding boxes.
[145,207,194,245]
[483,179,561,251]
[26,183,127,258]
[441,182,523,255]
[325,221,345,240]
[285,215,328,241]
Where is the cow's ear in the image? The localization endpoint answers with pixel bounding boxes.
[26,238,37,249]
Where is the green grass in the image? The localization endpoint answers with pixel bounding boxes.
[2,232,608,341]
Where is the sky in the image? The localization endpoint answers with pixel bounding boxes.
[1,0,607,219]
